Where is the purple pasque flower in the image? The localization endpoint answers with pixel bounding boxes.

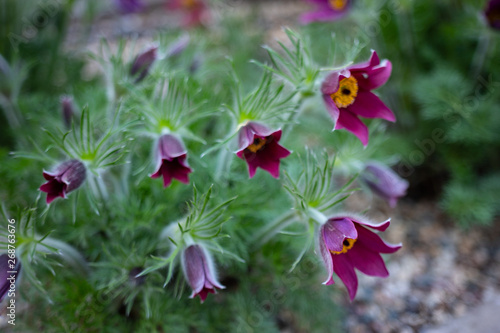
[300,0,352,24]
[236,122,291,179]
[0,254,21,302]
[181,244,225,303]
[485,0,500,30]
[130,45,158,83]
[39,159,87,204]
[150,134,192,187]
[361,161,409,208]
[319,216,401,300]
[114,0,144,13]
[322,50,395,146]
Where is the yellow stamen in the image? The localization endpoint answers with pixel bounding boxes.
[330,238,356,255]
[330,76,358,108]
[329,0,348,11]
[247,137,267,153]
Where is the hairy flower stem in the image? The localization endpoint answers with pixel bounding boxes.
[250,210,297,249]
[470,33,491,79]
[307,207,328,225]
[37,237,90,276]
[282,92,310,140]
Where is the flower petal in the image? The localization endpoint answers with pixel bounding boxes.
[356,224,402,254]
[322,218,358,252]
[354,218,391,231]
[158,134,187,160]
[236,122,273,153]
[182,245,205,295]
[319,235,335,285]
[332,254,358,301]
[347,243,389,277]
[347,91,395,122]
[322,94,340,126]
[335,110,369,146]
[356,60,392,91]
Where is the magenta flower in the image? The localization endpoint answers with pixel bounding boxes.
[361,161,409,207]
[236,122,290,179]
[0,254,21,302]
[150,134,192,187]
[319,216,401,300]
[130,46,158,83]
[300,0,352,24]
[485,0,500,30]
[322,50,395,146]
[181,244,225,303]
[39,159,87,204]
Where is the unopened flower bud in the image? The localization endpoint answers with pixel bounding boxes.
[361,161,409,208]
[0,254,21,302]
[39,159,87,204]
[181,244,225,303]
[61,95,75,129]
[150,134,192,187]
[130,46,158,83]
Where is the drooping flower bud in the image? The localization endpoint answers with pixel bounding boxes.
[360,161,409,208]
[319,216,401,300]
[130,45,158,83]
[150,134,192,187]
[181,244,225,303]
[0,254,21,302]
[485,0,500,30]
[60,95,75,129]
[236,122,290,179]
[39,159,87,204]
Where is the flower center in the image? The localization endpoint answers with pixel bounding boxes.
[247,137,267,153]
[330,76,358,108]
[330,238,357,255]
[328,0,348,11]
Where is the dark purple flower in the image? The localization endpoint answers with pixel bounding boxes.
[114,0,144,13]
[130,46,158,83]
[236,122,291,179]
[361,161,409,207]
[40,160,87,204]
[150,134,192,187]
[322,50,395,146]
[181,244,225,303]
[319,216,401,300]
[0,254,21,302]
[61,95,75,129]
[300,0,352,24]
[485,0,500,29]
